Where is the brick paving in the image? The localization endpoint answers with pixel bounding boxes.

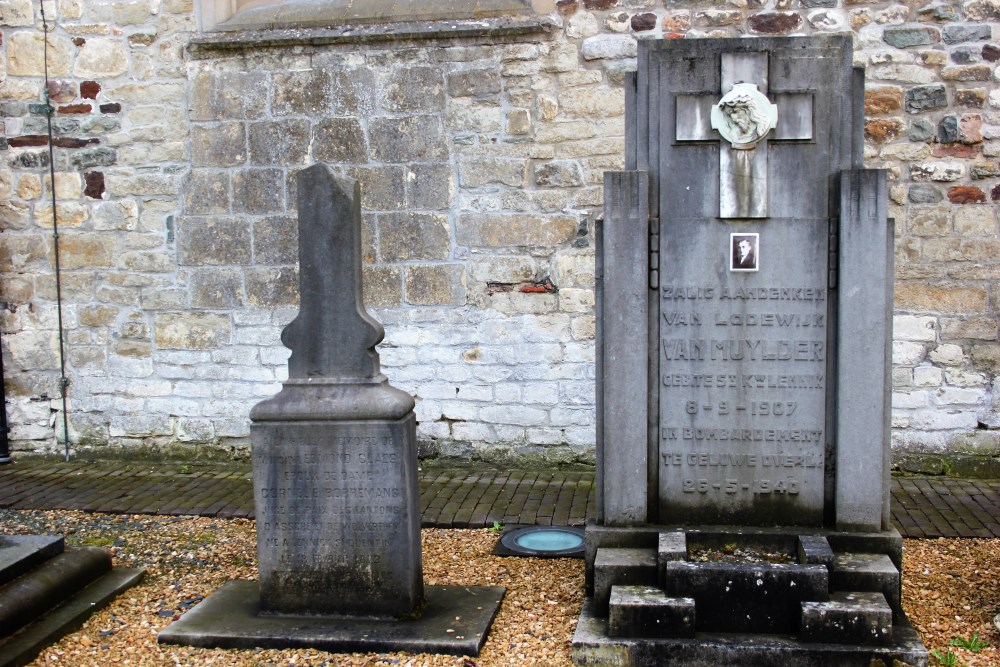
[0,460,997,538]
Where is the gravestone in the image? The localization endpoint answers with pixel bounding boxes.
[160,165,503,656]
[575,36,928,665]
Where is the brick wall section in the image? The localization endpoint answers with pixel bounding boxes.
[0,0,998,467]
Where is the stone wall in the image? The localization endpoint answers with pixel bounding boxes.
[0,0,998,469]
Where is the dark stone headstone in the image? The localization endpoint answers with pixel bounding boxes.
[160,165,503,655]
[250,165,422,617]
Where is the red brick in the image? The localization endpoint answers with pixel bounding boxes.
[948,186,987,204]
[80,81,101,99]
[933,144,981,158]
[8,135,48,148]
[58,104,92,114]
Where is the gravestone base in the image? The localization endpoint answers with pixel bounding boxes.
[574,525,927,666]
[158,581,504,656]
[573,604,926,667]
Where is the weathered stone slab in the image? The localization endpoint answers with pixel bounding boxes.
[597,171,649,526]
[608,586,695,639]
[0,536,63,586]
[158,581,504,656]
[662,560,829,634]
[836,169,892,532]
[593,548,657,613]
[830,553,900,616]
[801,592,893,645]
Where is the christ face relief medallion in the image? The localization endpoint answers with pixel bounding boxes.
[710,82,778,150]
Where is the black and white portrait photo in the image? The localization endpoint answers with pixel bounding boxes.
[730,233,759,272]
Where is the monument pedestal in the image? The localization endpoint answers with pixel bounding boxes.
[574,525,926,666]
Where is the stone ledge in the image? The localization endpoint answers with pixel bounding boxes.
[189,16,558,54]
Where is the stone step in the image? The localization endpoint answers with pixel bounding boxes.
[801,591,893,645]
[0,536,64,587]
[593,548,658,614]
[830,553,900,617]
[662,560,829,635]
[608,585,695,639]
[0,547,112,638]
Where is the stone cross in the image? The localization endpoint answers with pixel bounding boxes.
[675,53,814,218]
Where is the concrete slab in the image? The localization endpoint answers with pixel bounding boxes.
[158,581,505,657]
[0,536,63,586]
[0,568,145,667]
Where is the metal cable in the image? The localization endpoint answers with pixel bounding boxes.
[39,0,72,462]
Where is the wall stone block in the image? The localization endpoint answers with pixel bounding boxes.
[535,160,585,187]
[883,25,941,48]
[404,264,467,306]
[383,66,446,112]
[908,183,943,203]
[74,38,129,77]
[370,115,449,162]
[748,11,803,33]
[955,205,998,234]
[457,213,578,248]
[378,212,451,262]
[177,217,251,265]
[54,233,117,269]
[941,316,999,340]
[407,163,452,211]
[191,123,246,167]
[964,0,1000,21]
[910,161,966,181]
[905,84,949,112]
[155,312,232,350]
[252,216,297,265]
[896,283,989,313]
[183,171,230,215]
[191,268,244,308]
[445,98,504,133]
[447,68,503,97]
[363,266,403,307]
[190,71,268,121]
[348,166,407,211]
[907,205,951,235]
[942,64,994,81]
[248,119,310,166]
[313,117,367,163]
[580,33,637,60]
[246,267,298,307]
[233,168,285,214]
[460,157,528,188]
[8,32,72,76]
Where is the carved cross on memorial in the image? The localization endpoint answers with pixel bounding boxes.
[674,53,814,218]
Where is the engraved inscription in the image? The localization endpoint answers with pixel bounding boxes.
[659,271,828,524]
[254,426,412,578]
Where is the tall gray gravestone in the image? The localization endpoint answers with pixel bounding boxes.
[159,165,503,656]
[575,37,927,666]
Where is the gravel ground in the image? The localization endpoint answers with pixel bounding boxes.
[0,509,997,667]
